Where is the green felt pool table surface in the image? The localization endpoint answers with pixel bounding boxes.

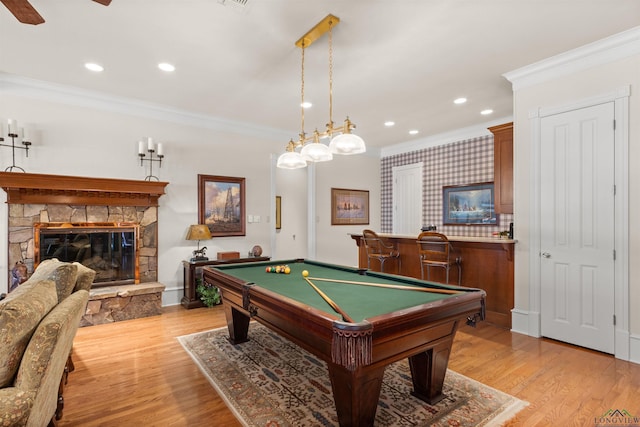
[204,258,486,426]
[209,259,472,323]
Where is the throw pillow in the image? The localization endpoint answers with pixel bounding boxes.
[0,280,58,388]
[72,262,96,292]
[29,259,78,303]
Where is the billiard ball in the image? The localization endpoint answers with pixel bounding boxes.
[284,266,291,274]
[266,267,270,273]
[302,270,309,277]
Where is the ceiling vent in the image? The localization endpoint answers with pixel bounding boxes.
[218,0,250,12]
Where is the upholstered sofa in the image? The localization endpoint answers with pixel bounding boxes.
[0,259,95,427]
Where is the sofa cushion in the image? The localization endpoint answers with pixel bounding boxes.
[0,388,35,426]
[72,262,96,293]
[15,290,89,427]
[28,259,79,303]
[0,280,58,388]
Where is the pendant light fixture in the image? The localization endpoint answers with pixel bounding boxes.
[301,129,332,162]
[329,117,366,155]
[276,14,365,170]
[300,38,332,163]
[276,139,307,169]
[276,40,308,169]
[325,21,365,155]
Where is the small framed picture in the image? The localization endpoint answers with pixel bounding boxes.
[331,188,369,225]
[275,196,282,230]
[198,175,246,237]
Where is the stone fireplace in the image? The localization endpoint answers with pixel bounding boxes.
[1,172,169,325]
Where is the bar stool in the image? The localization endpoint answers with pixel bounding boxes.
[416,232,462,285]
[362,229,401,273]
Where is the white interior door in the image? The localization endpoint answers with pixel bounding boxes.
[540,102,615,353]
[392,163,423,235]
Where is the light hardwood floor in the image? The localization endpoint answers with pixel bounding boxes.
[59,305,640,426]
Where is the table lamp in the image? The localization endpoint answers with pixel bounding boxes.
[186,224,212,261]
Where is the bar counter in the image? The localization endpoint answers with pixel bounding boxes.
[349,233,514,328]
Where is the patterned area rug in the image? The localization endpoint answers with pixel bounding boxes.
[178,323,528,426]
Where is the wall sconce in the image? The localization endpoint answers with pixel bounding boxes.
[185,224,212,261]
[138,137,164,181]
[1,119,33,172]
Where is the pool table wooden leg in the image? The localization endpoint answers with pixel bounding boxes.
[407,337,453,404]
[224,304,250,344]
[327,363,385,427]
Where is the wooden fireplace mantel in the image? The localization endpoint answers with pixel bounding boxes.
[0,172,169,207]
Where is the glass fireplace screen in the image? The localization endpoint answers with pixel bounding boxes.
[35,223,138,286]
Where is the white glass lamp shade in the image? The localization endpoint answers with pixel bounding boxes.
[300,142,333,162]
[276,151,307,169]
[329,133,366,155]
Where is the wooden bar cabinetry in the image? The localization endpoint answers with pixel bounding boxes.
[350,234,514,328]
[489,122,514,214]
[181,256,270,309]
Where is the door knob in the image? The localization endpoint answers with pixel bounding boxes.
[541,252,551,258]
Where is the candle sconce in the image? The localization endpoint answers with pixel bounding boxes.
[1,119,32,172]
[138,137,164,181]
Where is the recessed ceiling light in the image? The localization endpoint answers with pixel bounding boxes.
[384,121,395,127]
[454,97,467,104]
[158,62,176,72]
[409,130,419,135]
[301,102,312,109]
[480,109,494,115]
[84,62,104,72]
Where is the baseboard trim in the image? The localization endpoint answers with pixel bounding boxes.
[161,286,183,307]
[511,308,541,337]
[512,308,637,365]
[629,333,640,364]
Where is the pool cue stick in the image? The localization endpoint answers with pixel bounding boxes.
[303,277,354,323]
[307,277,462,295]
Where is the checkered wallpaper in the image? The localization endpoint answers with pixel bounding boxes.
[380,135,514,237]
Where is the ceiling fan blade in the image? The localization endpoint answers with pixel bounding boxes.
[1,0,45,24]
[92,0,112,5]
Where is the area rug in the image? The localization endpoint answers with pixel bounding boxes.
[178,323,528,426]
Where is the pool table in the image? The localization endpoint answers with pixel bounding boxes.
[202,259,485,427]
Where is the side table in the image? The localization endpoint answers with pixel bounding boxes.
[181,256,270,309]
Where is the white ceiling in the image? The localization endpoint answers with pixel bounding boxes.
[1,0,639,151]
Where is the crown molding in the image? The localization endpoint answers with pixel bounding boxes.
[0,72,292,142]
[504,25,640,90]
[380,116,512,158]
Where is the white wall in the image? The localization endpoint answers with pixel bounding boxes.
[274,164,308,259]
[272,153,381,268]
[0,88,380,306]
[315,154,381,267]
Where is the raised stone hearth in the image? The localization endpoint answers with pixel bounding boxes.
[81,282,165,326]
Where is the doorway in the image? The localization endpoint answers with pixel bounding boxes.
[392,163,423,235]
[539,102,615,353]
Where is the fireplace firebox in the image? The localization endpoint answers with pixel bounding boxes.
[34,223,139,287]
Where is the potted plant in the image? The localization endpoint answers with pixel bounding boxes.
[195,278,221,307]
